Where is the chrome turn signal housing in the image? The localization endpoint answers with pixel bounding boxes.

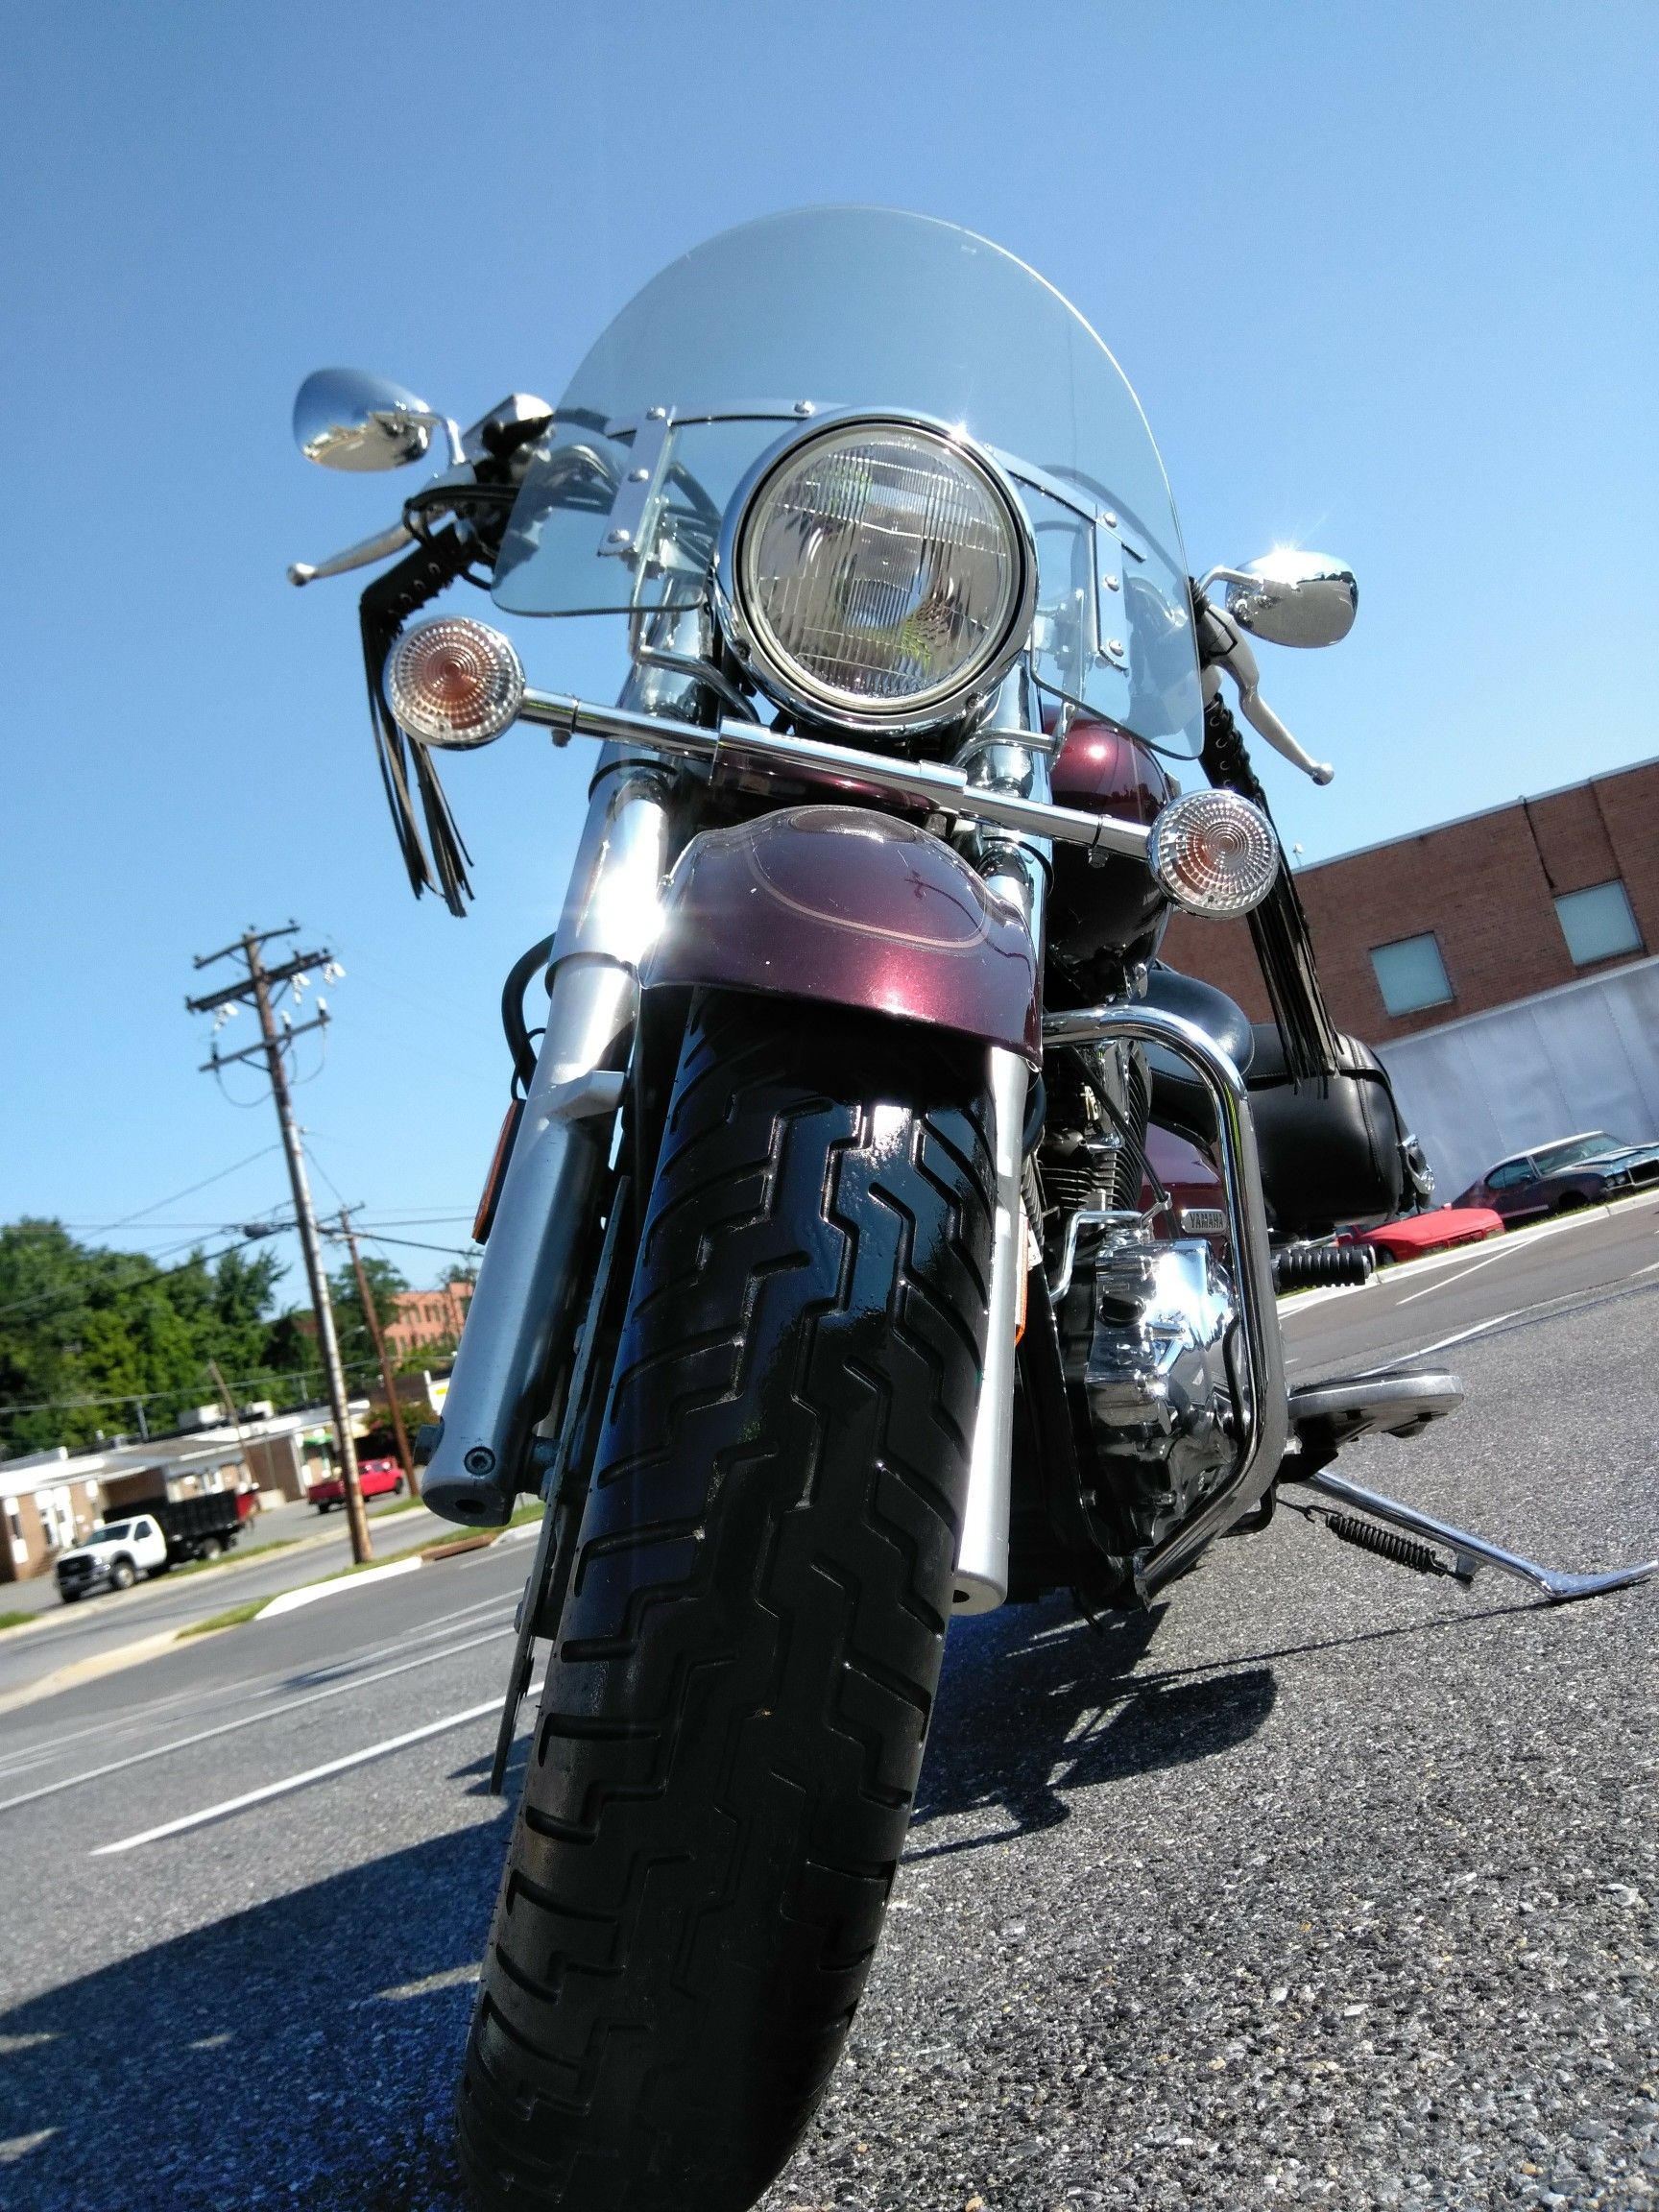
[1148,790,1279,917]
[386,616,526,749]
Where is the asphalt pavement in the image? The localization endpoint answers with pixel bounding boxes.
[1,1201,1654,2211]
[0,1493,455,1707]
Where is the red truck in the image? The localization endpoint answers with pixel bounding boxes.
[306,1456,409,1513]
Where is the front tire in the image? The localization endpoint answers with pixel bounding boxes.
[458,992,997,2212]
[108,1558,134,1592]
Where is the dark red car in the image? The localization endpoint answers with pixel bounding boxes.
[1452,1131,1659,1224]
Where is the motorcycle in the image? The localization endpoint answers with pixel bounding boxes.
[288,207,1657,2212]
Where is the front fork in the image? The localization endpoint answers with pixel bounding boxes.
[420,753,672,1526]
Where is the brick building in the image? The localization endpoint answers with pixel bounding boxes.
[1164,756,1658,1044]
[384,1279,473,1363]
[1164,756,1659,1198]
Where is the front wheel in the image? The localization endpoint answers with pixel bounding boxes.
[458,992,997,2212]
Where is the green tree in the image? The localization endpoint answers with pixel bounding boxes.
[0,1220,311,1455]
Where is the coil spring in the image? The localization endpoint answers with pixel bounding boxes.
[1323,1509,1449,1577]
[1273,1242,1374,1291]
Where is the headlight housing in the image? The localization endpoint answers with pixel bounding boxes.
[717,415,1037,735]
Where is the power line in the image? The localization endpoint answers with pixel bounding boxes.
[0,1358,385,1422]
[357,1231,481,1259]
[55,1144,286,1234]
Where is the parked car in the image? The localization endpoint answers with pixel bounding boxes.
[306,1456,407,1513]
[1452,1132,1659,1224]
[56,1516,170,1601]
[1352,1206,1504,1265]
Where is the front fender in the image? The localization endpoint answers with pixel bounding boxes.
[640,805,1039,1061]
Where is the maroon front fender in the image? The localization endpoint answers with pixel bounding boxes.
[640,805,1040,1063]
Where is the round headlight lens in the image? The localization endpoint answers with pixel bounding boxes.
[733,421,1030,724]
[1148,790,1280,917]
[385,616,525,749]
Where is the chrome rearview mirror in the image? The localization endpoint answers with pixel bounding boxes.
[1201,551,1358,649]
[292,368,457,472]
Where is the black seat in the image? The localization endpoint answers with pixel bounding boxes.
[1142,966,1254,1142]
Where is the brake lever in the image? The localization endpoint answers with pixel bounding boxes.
[287,518,414,589]
[1199,603,1334,784]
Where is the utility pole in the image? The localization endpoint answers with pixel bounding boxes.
[331,1208,417,1491]
[186,925,372,1565]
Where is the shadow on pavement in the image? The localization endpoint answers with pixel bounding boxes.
[0,1767,527,2212]
[909,1599,1277,1860]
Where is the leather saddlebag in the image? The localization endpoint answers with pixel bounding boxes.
[1247,1024,1432,1237]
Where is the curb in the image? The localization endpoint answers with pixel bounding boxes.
[259,1554,425,1621]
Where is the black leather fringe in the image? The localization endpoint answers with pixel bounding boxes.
[1199,693,1343,1085]
[358,529,479,916]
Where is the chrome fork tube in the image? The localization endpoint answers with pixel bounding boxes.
[420,758,672,1526]
[952,683,1049,1614]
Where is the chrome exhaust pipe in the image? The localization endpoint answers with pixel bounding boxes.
[421,759,672,1526]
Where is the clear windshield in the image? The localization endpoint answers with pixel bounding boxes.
[492,208,1203,756]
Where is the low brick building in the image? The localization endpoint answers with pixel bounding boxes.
[1164,755,1657,1044]
[384,1280,473,1363]
[1164,755,1659,1198]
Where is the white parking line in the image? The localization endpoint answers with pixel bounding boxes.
[0,1623,514,1818]
[1392,1245,1516,1305]
[91,1681,539,1857]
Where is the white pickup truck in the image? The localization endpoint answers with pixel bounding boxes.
[55,1515,170,1601]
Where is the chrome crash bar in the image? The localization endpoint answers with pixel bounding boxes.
[517,687,1153,861]
[1041,1004,1288,1600]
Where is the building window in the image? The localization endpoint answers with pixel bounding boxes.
[1554,879,1643,967]
[1370,933,1454,1017]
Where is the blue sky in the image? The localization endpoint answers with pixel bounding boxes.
[3,0,1655,1305]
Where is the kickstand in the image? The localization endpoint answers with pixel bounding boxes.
[1284,1464,1659,1605]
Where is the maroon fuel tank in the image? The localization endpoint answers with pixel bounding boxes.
[1046,716,1173,965]
[640,805,1040,1062]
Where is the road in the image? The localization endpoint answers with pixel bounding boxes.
[0,1201,1654,2211]
[0,1493,454,1707]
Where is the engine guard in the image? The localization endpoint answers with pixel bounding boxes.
[639,805,1041,1063]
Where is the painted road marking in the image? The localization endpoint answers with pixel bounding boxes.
[0,1623,513,1818]
[91,1681,541,1856]
[1392,1244,1519,1306]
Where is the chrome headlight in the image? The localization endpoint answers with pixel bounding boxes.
[718,415,1037,733]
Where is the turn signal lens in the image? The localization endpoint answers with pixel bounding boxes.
[1148,790,1279,917]
[386,616,525,749]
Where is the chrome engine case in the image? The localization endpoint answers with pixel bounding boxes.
[1071,1231,1240,1551]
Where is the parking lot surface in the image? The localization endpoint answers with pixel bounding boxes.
[0,1202,1653,2210]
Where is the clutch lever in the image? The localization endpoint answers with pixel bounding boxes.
[1198,601,1334,785]
[288,517,414,589]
